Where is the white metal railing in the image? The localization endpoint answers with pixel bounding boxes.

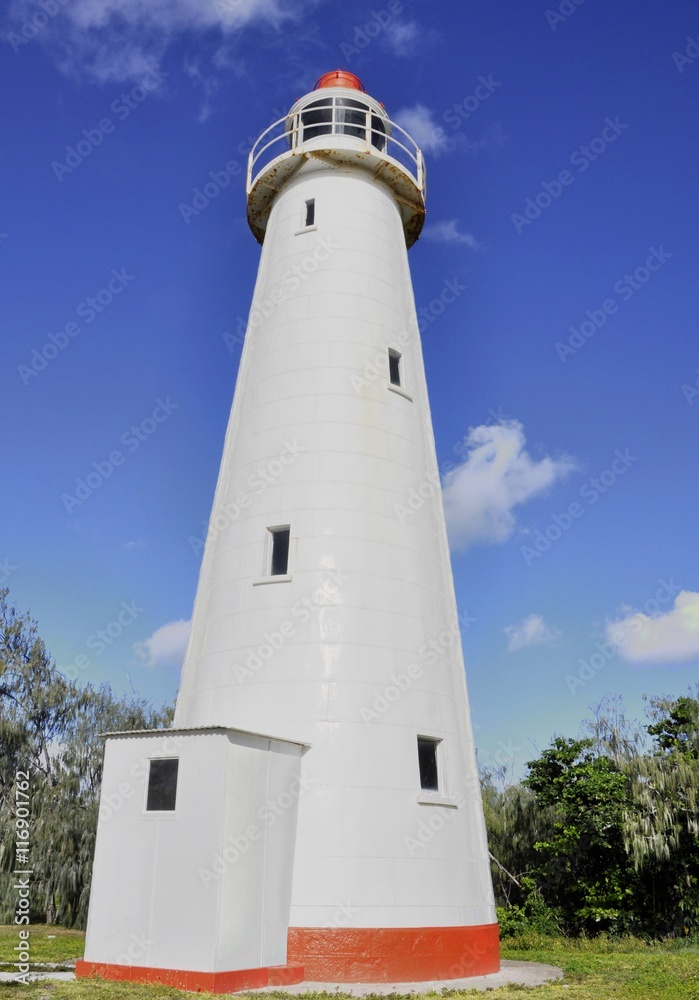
[247,102,426,200]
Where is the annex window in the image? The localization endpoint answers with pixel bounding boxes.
[269,526,290,576]
[304,199,315,227]
[146,758,179,812]
[388,349,402,387]
[417,737,440,792]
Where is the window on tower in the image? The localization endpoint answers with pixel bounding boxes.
[146,758,179,812]
[305,199,315,227]
[269,526,291,576]
[417,736,440,791]
[388,349,402,387]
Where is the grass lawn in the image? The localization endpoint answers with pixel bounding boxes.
[0,928,697,998]
[0,924,84,966]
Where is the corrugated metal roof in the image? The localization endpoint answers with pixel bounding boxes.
[99,724,310,747]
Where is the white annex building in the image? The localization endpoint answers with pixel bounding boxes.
[78,70,499,992]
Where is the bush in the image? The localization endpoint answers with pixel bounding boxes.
[497,879,562,937]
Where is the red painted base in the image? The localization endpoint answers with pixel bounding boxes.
[75,925,500,991]
[287,924,500,982]
[74,960,305,992]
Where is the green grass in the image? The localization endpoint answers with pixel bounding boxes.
[0,924,84,966]
[497,933,699,998]
[0,929,697,998]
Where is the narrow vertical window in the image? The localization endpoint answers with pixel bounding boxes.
[417,737,440,791]
[305,199,315,227]
[270,526,290,576]
[388,349,402,387]
[146,758,179,811]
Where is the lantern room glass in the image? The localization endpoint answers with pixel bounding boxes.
[299,96,387,151]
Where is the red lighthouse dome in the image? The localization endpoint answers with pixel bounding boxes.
[314,69,365,91]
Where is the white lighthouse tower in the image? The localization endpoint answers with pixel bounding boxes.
[78,70,499,990]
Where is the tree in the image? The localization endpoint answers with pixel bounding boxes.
[0,589,173,927]
[482,767,550,905]
[523,736,634,933]
[622,693,699,935]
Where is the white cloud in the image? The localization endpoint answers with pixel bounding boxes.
[454,122,507,156]
[422,220,480,248]
[135,618,191,669]
[121,538,146,551]
[504,615,560,652]
[212,45,247,74]
[64,0,289,33]
[8,0,310,82]
[384,18,420,56]
[394,103,449,156]
[183,56,220,124]
[606,591,699,665]
[442,420,576,551]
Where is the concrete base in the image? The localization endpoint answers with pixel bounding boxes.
[0,960,563,991]
[247,961,564,995]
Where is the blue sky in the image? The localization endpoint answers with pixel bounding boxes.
[2,0,698,776]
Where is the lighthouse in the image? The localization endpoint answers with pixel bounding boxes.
[77,70,499,990]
